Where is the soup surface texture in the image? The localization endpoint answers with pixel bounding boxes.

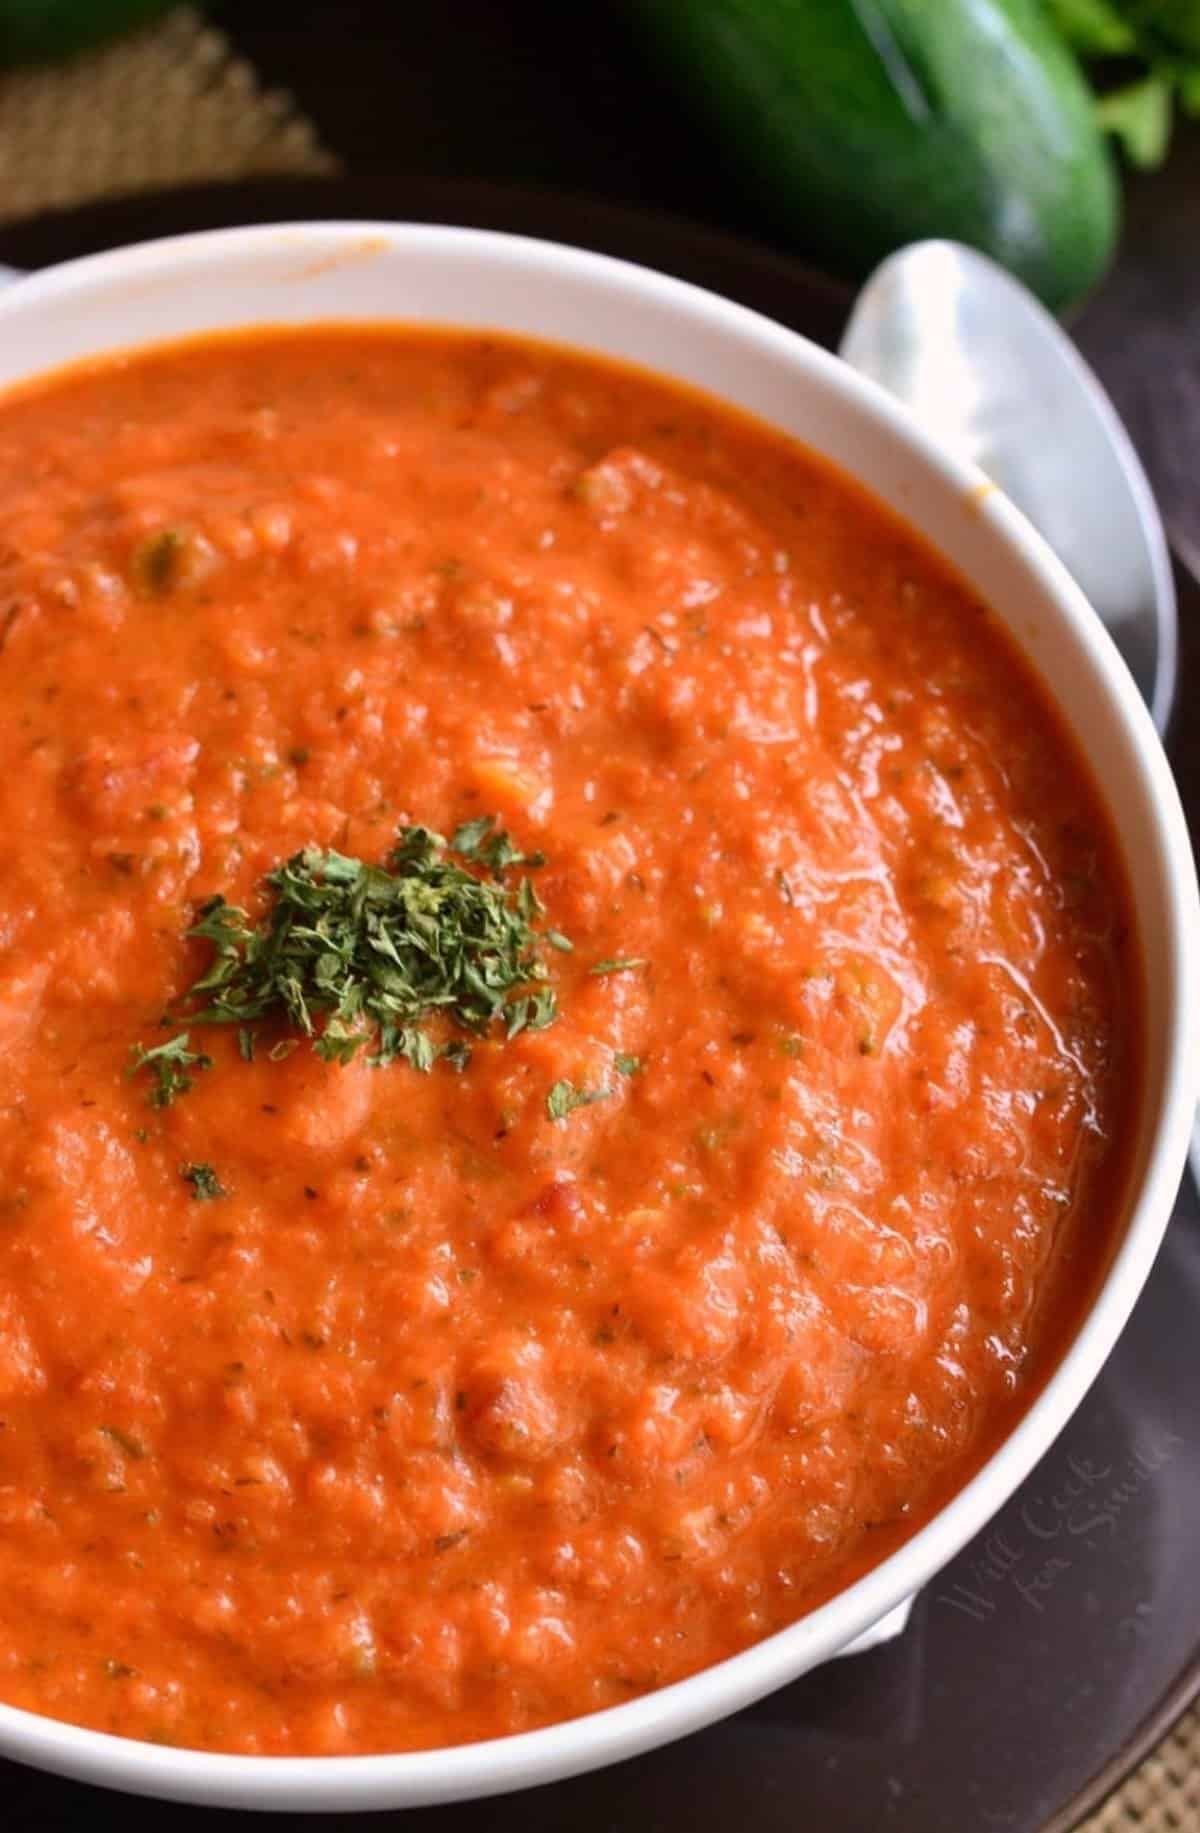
[0,329,1136,1755]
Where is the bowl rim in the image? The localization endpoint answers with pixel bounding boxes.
[0,219,1196,1811]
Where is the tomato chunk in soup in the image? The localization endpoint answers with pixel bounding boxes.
[0,328,1137,1754]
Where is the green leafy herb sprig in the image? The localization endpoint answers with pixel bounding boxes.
[546,1079,610,1123]
[132,817,566,1096]
[1047,0,1200,166]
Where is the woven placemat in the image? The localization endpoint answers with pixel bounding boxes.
[0,5,334,224]
[0,13,1194,1829]
[1080,1698,1200,1831]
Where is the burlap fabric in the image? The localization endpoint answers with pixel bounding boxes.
[1078,1701,1200,1830]
[0,10,1193,1828]
[0,5,333,222]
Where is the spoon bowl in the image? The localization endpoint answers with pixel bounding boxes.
[840,239,1177,733]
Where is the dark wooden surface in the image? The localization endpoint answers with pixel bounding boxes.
[1069,137,1200,831]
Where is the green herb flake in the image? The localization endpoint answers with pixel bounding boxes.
[546,1079,610,1123]
[448,813,544,872]
[180,1162,228,1202]
[128,1031,213,1108]
[614,1053,642,1077]
[589,957,646,978]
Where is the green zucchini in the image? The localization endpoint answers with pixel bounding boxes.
[629,0,1120,310]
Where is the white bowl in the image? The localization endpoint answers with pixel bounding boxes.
[0,222,1195,1811]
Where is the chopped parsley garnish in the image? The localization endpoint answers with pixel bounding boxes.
[546,1079,610,1122]
[180,1162,228,1201]
[589,957,646,977]
[163,816,564,1077]
[614,1053,642,1077]
[128,1032,213,1107]
[448,814,544,873]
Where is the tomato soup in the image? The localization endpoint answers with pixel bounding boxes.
[0,329,1138,1754]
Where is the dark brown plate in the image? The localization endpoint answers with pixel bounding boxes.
[1,177,1196,1833]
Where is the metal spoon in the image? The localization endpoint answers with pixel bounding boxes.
[840,238,1196,1188]
[840,239,1177,731]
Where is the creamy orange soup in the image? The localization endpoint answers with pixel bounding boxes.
[0,329,1137,1754]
